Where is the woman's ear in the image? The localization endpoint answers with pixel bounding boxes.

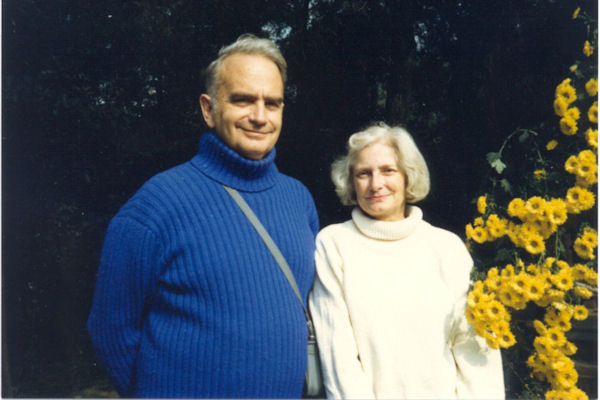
[199,94,215,128]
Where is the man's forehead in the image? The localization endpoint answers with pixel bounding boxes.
[217,54,284,97]
[219,53,282,81]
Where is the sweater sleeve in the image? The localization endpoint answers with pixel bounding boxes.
[309,229,376,399]
[445,237,505,399]
[87,215,162,396]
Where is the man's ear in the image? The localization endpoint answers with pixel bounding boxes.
[199,94,215,128]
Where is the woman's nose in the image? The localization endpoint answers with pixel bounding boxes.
[370,173,383,190]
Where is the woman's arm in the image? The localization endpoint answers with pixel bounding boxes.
[444,235,505,399]
[309,229,376,399]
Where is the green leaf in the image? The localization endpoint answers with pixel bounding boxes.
[486,152,501,163]
[518,131,529,143]
[500,178,512,193]
[487,152,507,174]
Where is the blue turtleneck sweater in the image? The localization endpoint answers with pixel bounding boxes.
[87,133,319,398]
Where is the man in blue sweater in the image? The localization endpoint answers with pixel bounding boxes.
[87,34,319,398]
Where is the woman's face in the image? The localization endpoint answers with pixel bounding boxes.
[353,141,407,221]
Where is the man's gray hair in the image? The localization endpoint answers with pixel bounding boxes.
[331,122,430,206]
[204,34,287,104]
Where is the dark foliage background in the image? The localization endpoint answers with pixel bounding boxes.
[2,0,596,397]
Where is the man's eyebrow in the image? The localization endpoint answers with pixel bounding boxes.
[229,92,283,104]
[266,96,284,104]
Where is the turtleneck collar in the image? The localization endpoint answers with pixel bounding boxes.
[190,132,279,192]
[351,205,423,241]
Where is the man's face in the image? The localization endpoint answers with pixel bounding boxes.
[200,53,284,160]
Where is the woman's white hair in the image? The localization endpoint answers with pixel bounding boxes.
[331,122,430,206]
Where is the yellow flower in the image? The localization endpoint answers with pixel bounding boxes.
[566,107,581,120]
[571,264,590,281]
[527,277,546,301]
[561,341,578,356]
[485,300,506,321]
[582,228,598,247]
[574,152,598,186]
[588,101,598,123]
[566,186,596,214]
[501,264,515,279]
[555,311,573,332]
[578,149,596,164]
[584,40,594,57]
[465,223,474,240]
[525,196,547,217]
[484,332,500,350]
[563,386,589,400]
[526,263,539,274]
[485,214,506,239]
[553,97,569,116]
[585,128,598,149]
[572,6,581,19]
[534,169,547,179]
[546,140,558,150]
[574,237,595,259]
[551,268,574,291]
[477,195,487,214]
[507,198,527,220]
[498,287,518,307]
[556,368,578,390]
[544,308,559,326]
[585,270,598,286]
[467,290,483,308]
[544,257,556,269]
[546,389,574,400]
[485,275,503,292]
[525,233,545,254]
[497,330,516,348]
[546,327,567,347]
[556,79,577,104]
[533,320,547,335]
[474,217,484,226]
[547,198,568,225]
[560,116,578,135]
[565,155,579,173]
[570,64,578,72]
[465,307,477,325]
[573,305,589,320]
[471,226,488,244]
[534,335,554,354]
[574,286,593,299]
[586,78,598,97]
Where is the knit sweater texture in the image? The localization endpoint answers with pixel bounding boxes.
[309,206,505,399]
[87,133,319,398]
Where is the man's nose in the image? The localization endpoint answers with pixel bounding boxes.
[249,102,267,124]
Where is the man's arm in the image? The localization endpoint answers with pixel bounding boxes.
[87,216,161,396]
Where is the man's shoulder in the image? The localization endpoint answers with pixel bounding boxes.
[116,161,208,217]
[274,171,314,197]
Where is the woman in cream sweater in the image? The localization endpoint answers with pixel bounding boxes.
[309,122,505,399]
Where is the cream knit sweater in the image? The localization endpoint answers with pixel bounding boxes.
[309,206,505,399]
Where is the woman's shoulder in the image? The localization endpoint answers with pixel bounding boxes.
[316,219,356,241]
[418,221,466,249]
